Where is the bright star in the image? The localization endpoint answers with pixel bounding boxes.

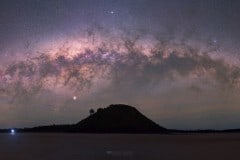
[73,96,77,100]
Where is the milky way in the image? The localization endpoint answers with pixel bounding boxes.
[1,0,240,129]
[1,33,240,99]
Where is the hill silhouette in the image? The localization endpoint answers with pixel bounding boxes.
[76,104,167,133]
[21,104,168,133]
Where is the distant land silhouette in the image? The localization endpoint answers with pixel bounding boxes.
[1,104,240,134]
[5,104,168,133]
[76,104,167,133]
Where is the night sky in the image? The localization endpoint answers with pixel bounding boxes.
[1,0,240,129]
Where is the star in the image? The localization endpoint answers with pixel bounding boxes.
[212,38,217,44]
[109,10,115,14]
[73,96,77,100]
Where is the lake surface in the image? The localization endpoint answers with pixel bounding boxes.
[1,133,240,160]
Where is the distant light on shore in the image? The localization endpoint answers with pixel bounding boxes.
[11,129,15,134]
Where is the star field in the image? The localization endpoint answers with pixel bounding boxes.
[0,0,240,129]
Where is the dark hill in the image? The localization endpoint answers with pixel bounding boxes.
[18,104,168,133]
[76,104,167,133]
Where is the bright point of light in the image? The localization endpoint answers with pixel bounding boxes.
[11,129,15,134]
[212,38,217,43]
[73,96,77,100]
[110,11,114,14]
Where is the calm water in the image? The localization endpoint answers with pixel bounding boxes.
[1,133,240,160]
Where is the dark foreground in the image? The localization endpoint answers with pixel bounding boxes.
[1,133,240,160]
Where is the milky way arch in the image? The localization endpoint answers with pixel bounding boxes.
[0,32,240,104]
